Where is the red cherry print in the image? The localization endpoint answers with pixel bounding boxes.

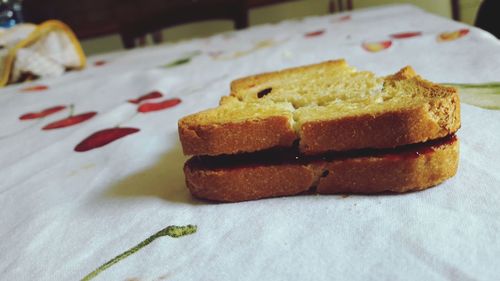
[42,112,97,130]
[21,85,48,92]
[137,98,181,113]
[19,106,66,120]
[74,127,140,152]
[339,15,351,21]
[305,30,325,38]
[362,40,392,52]
[390,32,422,39]
[128,91,163,104]
[437,29,469,42]
[94,60,107,66]
[332,15,351,23]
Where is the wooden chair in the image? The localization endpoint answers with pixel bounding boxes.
[451,0,461,21]
[329,0,353,13]
[475,0,500,38]
[118,0,249,49]
[119,0,304,49]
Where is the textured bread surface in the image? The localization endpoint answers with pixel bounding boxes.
[184,136,459,202]
[178,60,460,156]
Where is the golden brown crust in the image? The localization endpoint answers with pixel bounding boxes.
[230,60,348,94]
[299,96,461,153]
[184,138,459,202]
[315,139,459,194]
[178,116,297,156]
[185,164,316,202]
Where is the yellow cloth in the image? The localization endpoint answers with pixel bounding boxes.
[0,20,86,87]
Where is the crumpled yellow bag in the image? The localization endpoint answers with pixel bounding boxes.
[0,20,86,87]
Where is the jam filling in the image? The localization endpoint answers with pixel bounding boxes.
[189,134,457,169]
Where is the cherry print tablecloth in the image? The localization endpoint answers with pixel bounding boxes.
[1,4,500,281]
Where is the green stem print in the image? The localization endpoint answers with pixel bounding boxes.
[81,225,197,281]
[68,104,75,116]
[115,112,138,128]
[161,51,201,68]
[445,82,500,110]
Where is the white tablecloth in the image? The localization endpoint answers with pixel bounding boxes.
[1,4,500,281]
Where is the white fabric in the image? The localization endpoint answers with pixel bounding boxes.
[1,4,500,280]
[13,48,66,79]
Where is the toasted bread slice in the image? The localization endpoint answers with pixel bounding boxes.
[179,60,460,156]
[184,135,459,202]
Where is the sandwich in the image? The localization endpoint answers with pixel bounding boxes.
[178,60,460,202]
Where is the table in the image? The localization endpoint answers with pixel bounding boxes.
[1,4,500,280]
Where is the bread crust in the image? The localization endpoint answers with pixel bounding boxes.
[230,60,349,93]
[179,116,296,156]
[315,138,459,194]
[300,98,460,153]
[185,163,316,202]
[184,138,459,202]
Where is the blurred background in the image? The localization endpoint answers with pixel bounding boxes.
[15,0,484,55]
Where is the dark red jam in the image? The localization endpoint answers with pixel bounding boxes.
[189,134,457,169]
